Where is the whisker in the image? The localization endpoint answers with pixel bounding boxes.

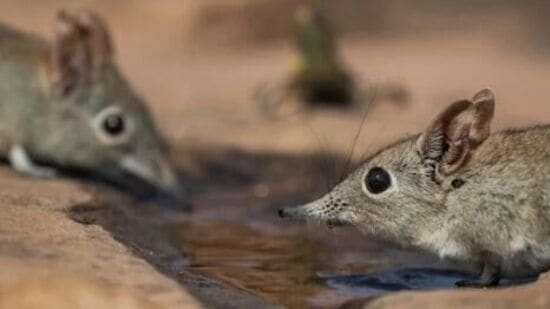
[339,86,378,182]
[317,130,339,189]
[303,122,332,192]
[358,120,390,163]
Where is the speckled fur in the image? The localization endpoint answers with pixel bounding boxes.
[282,91,550,283]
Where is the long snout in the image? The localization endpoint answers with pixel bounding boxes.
[278,193,352,226]
[278,205,308,219]
[156,163,193,211]
[119,155,192,211]
[278,200,323,220]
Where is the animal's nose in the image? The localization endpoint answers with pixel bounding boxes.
[278,208,287,218]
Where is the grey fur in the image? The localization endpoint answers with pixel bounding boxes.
[0,12,189,209]
[280,89,550,286]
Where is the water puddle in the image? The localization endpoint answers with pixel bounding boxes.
[168,149,473,307]
[171,186,459,308]
[173,217,474,307]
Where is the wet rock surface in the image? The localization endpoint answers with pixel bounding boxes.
[0,168,275,308]
[0,169,196,308]
[67,194,278,309]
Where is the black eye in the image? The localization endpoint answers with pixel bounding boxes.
[365,167,391,194]
[103,114,125,136]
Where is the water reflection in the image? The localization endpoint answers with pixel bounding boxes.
[323,268,472,295]
[174,216,453,307]
[175,220,322,307]
[172,149,457,307]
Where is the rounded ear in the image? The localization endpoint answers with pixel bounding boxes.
[75,11,113,59]
[49,11,113,97]
[50,11,91,96]
[470,88,495,146]
[417,99,472,168]
[417,89,495,181]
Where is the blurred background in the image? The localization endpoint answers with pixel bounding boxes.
[3,1,550,307]
[4,0,550,154]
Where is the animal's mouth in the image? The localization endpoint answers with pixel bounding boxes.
[326,218,347,229]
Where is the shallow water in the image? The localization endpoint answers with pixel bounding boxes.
[159,148,481,307]
[175,220,470,308]
[79,148,535,308]
[172,183,466,308]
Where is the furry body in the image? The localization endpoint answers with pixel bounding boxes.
[281,90,550,285]
[0,13,187,208]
